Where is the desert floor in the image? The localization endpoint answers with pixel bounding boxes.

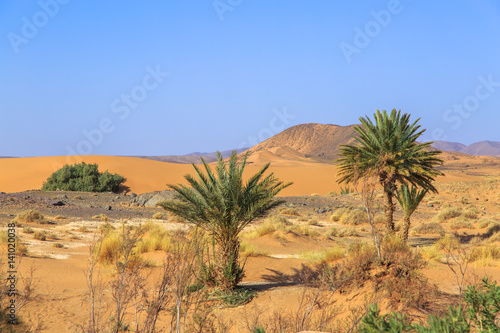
[2,154,500,332]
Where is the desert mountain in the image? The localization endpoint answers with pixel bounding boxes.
[432,140,500,157]
[246,123,358,163]
[134,148,248,164]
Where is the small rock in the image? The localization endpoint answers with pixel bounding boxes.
[484,198,489,201]
[427,204,434,207]
[58,195,68,199]
[51,200,65,206]
[104,205,112,210]
[129,193,137,198]
[476,198,479,200]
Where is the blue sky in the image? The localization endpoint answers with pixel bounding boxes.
[1,1,499,157]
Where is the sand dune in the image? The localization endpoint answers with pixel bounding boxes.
[0,154,487,197]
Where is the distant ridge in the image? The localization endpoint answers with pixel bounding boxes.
[432,140,500,157]
[247,123,358,162]
[135,148,248,164]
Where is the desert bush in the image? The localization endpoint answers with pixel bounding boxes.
[479,218,497,229]
[300,247,344,262]
[278,207,299,216]
[469,246,500,267]
[152,212,164,219]
[331,208,367,225]
[287,224,319,237]
[296,216,308,222]
[239,242,269,258]
[307,216,320,226]
[14,209,47,224]
[33,231,47,241]
[413,222,445,235]
[168,214,187,223]
[449,216,475,230]
[463,207,479,219]
[41,162,125,192]
[22,227,34,234]
[0,230,28,256]
[98,222,113,235]
[434,206,463,223]
[360,277,500,332]
[420,246,442,262]
[92,214,108,221]
[379,237,435,309]
[245,215,290,238]
[135,223,173,253]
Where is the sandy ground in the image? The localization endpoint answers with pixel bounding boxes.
[2,151,500,331]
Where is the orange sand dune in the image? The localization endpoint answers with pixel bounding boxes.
[0,155,484,196]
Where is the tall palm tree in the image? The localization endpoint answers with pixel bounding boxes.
[394,184,428,241]
[158,151,292,290]
[337,109,443,233]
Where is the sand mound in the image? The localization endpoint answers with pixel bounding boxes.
[247,123,358,162]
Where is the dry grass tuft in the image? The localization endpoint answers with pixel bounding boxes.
[330,207,367,225]
[15,209,48,224]
[278,207,300,216]
[239,242,269,258]
[413,222,445,235]
[434,207,463,223]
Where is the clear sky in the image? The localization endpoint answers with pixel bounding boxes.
[1,1,499,157]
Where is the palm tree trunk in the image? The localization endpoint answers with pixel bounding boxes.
[217,238,242,290]
[400,216,411,241]
[384,186,395,233]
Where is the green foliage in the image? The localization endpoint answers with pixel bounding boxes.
[42,162,125,192]
[159,151,291,290]
[358,304,412,332]
[337,109,443,233]
[340,185,355,195]
[359,277,500,332]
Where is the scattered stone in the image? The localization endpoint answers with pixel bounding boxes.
[58,195,68,199]
[104,205,112,210]
[427,204,434,207]
[129,193,137,198]
[51,200,65,206]
[484,198,489,201]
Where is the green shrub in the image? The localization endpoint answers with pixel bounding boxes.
[41,162,125,192]
[359,277,500,332]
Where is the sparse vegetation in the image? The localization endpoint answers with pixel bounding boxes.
[14,209,48,224]
[92,214,109,221]
[413,222,445,235]
[152,212,164,219]
[158,151,291,290]
[278,206,300,216]
[42,162,125,192]
[337,109,443,235]
[33,230,47,241]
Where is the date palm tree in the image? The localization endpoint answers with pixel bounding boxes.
[394,184,428,241]
[158,151,291,290]
[337,109,443,233]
